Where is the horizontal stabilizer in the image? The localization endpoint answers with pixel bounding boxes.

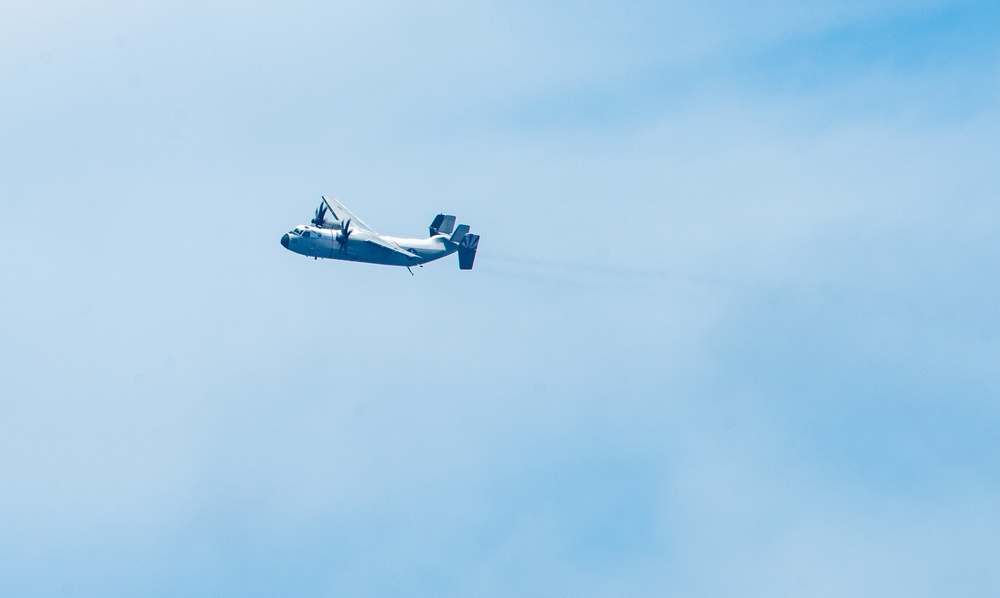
[458,233,479,270]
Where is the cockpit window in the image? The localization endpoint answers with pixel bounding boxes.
[293,228,303,235]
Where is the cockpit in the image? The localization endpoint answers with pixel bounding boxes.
[289,227,322,237]
[282,227,306,249]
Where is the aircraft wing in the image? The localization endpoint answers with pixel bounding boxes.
[360,234,420,261]
[321,195,376,233]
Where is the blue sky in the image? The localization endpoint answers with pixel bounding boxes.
[2,1,999,595]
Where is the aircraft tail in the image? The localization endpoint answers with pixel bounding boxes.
[429,214,456,237]
[449,224,470,243]
[458,233,479,270]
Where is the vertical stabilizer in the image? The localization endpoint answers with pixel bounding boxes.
[458,233,479,270]
[429,214,456,237]
[449,224,470,243]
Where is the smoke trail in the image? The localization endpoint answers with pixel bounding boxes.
[485,252,675,284]
[474,253,733,307]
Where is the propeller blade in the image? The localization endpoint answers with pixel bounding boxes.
[337,219,352,253]
[311,202,328,226]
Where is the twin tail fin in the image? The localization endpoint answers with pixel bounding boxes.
[429,214,478,270]
[458,233,479,270]
[429,214,456,237]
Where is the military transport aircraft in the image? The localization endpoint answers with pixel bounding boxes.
[280,196,480,274]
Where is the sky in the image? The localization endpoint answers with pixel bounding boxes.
[1,0,999,595]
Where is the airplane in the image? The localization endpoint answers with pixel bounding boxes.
[280,195,480,274]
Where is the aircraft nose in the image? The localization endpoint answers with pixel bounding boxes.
[280,233,289,248]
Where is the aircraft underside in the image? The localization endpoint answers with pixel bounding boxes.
[294,238,451,267]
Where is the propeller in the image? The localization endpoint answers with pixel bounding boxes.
[336,219,352,253]
[311,202,328,226]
